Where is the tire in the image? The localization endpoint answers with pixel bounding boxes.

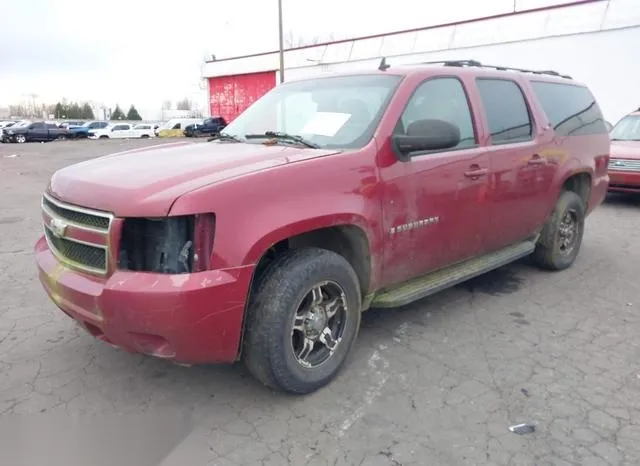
[57,135,67,140]
[15,134,26,143]
[99,135,109,139]
[243,247,362,394]
[531,190,586,271]
[141,134,149,139]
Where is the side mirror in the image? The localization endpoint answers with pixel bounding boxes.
[392,119,461,161]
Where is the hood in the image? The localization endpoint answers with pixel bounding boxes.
[48,141,341,217]
[610,140,640,160]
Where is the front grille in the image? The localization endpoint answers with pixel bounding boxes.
[44,229,106,270]
[42,193,113,275]
[608,158,640,172]
[42,196,110,231]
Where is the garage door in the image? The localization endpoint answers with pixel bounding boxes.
[209,71,276,123]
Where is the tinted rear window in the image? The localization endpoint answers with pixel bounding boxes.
[475,78,533,144]
[530,81,608,136]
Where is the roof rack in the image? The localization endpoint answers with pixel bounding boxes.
[378,57,390,71]
[377,58,572,79]
[419,59,573,79]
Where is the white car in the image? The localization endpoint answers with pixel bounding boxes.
[88,123,156,139]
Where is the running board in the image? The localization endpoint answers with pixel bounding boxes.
[371,240,536,308]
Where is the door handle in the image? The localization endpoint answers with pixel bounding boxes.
[464,167,489,178]
[527,154,546,165]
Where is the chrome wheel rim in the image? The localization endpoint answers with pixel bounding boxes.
[290,280,348,369]
[558,209,580,255]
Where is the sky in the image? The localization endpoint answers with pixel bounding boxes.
[0,0,568,120]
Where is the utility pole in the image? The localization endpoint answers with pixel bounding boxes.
[278,0,285,83]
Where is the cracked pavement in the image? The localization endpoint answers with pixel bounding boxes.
[1,139,639,466]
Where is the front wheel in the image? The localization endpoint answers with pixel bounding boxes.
[15,134,26,143]
[99,135,109,139]
[243,247,362,394]
[531,190,586,271]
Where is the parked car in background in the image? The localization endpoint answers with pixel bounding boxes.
[88,123,155,139]
[0,120,19,129]
[58,121,85,129]
[130,123,156,138]
[1,121,69,143]
[68,121,109,139]
[156,118,203,137]
[184,117,227,137]
[608,108,640,193]
[36,60,610,394]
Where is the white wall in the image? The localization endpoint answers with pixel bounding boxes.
[285,26,640,124]
[203,0,640,123]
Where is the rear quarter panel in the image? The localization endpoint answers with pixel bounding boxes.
[520,77,610,216]
[169,146,385,293]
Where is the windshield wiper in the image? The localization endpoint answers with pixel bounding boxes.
[244,131,320,148]
[208,132,242,143]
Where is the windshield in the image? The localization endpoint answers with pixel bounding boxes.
[14,120,31,128]
[222,74,403,149]
[610,115,640,141]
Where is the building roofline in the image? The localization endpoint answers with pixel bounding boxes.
[205,0,604,63]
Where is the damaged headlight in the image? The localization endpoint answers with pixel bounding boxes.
[118,214,216,274]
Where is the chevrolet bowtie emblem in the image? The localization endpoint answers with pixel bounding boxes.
[49,217,68,238]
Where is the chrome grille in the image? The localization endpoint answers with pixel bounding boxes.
[44,229,106,270]
[41,193,113,275]
[608,158,640,172]
[42,196,110,231]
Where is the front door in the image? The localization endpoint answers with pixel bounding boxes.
[379,76,492,286]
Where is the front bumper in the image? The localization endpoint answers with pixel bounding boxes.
[35,236,254,364]
[608,170,640,193]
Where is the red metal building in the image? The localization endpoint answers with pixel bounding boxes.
[208,71,276,123]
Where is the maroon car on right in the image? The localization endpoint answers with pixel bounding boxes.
[608,108,640,193]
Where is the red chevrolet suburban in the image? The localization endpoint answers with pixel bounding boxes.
[608,108,640,193]
[35,60,610,394]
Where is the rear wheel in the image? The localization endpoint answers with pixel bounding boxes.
[531,190,586,271]
[56,134,67,140]
[140,134,150,139]
[243,247,362,394]
[99,135,109,139]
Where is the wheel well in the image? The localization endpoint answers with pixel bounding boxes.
[253,225,372,298]
[562,172,591,206]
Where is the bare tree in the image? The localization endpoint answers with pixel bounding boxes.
[162,100,172,111]
[284,31,334,49]
[176,98,192,111]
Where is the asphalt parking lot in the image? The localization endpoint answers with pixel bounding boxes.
[1,138,639,466]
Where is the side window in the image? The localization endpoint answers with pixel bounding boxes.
[31,122,45,129]
[476,79,533,144]
[396,77,476,149]
[530,81,608,136]
[172,123,181,129]
[113,125,128,131]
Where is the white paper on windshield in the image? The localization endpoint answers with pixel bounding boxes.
[300,112,351,137]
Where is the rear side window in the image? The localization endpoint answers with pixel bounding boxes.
[476,79,533,144]
[530,81,608,136]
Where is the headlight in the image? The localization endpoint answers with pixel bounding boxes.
[118,214,215,274]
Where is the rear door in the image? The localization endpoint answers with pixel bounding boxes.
[474,77,552,251]
[379,75,492,285]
